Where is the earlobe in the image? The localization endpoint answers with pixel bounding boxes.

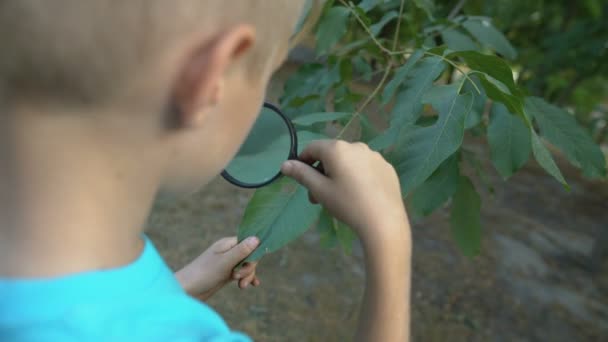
[170,25,256,129]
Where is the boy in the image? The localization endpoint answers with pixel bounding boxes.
[0,1,411,341]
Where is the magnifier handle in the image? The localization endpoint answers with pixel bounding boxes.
[313,162,326,175]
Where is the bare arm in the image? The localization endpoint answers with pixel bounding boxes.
[281,140,411,342]
[356,229,411,341]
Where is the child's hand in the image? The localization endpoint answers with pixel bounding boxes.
[175,236,261,301]
[281,140,409,244]
[281,140,412,341]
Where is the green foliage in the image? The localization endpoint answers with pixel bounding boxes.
[315,6,351,55]
[238,177,321,262]
[450,176,482,257]
[526,97,607,178]
[410,155,460,217]
[293,112,352,126]
[392,84,473,194]
[457,0,608,143]
[236,0,607,259]
[487,103,531,179]
[318,208,358,253]
[461,18,517,59]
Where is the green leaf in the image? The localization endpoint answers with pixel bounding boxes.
[410,155,460,217]
[488,103,531,179]
[236,130,326,262]
[297,130,328,154]
[530,130,568,187]
[525,97,607,178]
[359,115,378,143]
[392,84,474,194]
[293,112,352,126]
[370,11,399,36]
[317,209,357,254]
[389,56,446,127]
[317,209,338,248]
[359,0,379,12]
[382,49,425,104]
[281,63,336,109]
[315,6,351,55]
[352,55,373,81]
[413,0,435,20]
[451,51,517,94]
[441,28,478,52]
[462,19,517,59]
[463,76,485,129]
[238,177,322,262]
[478,75,525,119]
[450,176,482,257]
[371,56,445,151]
[335,219,357,254]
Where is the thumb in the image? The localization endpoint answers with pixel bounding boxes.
[281,160,329,198]
[225,236,260,264]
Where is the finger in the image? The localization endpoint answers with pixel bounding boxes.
[281,160,330,197]
[308,191,319,204]
[225,237,259,265]
[211,237,238,253]
[297,139,336,165]
[233,262,257,279]
[239,273,256,289]
[252,277,261,287]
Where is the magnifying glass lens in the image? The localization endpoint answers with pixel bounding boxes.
[222,104,296,188]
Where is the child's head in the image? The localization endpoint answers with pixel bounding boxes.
[0,0,312,196]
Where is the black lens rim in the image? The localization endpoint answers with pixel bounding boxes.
[221,102,298,189]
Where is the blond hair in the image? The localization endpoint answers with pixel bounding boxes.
[0,0,317,106]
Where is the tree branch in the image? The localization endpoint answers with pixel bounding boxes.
[448,0,467,20]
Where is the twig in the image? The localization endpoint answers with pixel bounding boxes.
[339,0,393,55]
[337,62,394,139]
[423,51,481,94]
[448,0,467,20]
[392,0,406,51]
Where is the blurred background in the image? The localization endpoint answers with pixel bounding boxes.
[147,1,608,341]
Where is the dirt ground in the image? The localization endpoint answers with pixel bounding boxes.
[145,65,608,341]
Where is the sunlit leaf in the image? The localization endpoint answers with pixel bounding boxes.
[442,28,478,52]
[451,51,518,94]
[462,18,517,59]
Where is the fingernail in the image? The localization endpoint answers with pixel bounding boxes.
[245,236,259,248]
[281,161,293,173]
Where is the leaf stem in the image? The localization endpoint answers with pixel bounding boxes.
[337,62,394,139]
[339,0,393,55]
[423,51,481,94]
[392,0,406,51]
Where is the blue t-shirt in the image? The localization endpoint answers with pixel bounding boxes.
[0,236,251,341]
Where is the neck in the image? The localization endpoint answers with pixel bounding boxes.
[0,104,163,278]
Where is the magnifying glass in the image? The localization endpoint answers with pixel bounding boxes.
[221,102,299,188]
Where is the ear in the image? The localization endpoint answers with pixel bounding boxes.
[171,25,255,127]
